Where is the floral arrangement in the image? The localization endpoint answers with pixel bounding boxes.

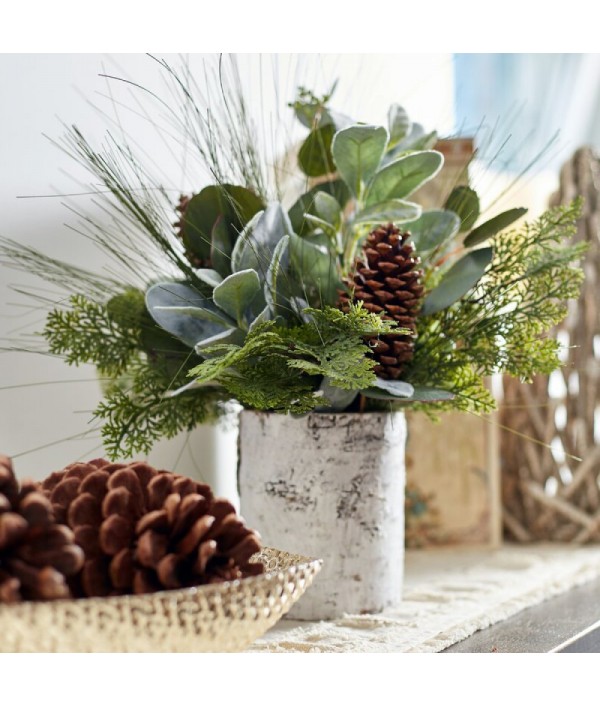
[0,59,585,458]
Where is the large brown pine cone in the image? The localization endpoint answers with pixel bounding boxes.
[339,223,424,379]
[0,455,84,603]
[41,459,264,598]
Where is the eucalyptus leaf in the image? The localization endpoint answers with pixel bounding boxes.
[146,282,229,348]
[366,151,443,205]
[464,207,528,248]
[248,303,274,331]
[210,217,233,277]
[354,199,421,225]
[304,214,338,238]
[213,269,262,325]
[298,124,336,177]
[387,104,411,148]
[406,386,456,402]
[181,184,264,263]
[153,304,235,328]
[407,209,460,252]
[331,125,388,197]
[421,247,493,316]
[445,186,480,232]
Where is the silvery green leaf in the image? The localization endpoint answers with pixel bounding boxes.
[421,247,493,316]
[366,151,443,205]
[313,191,341,226]
[354,199,421,225]
[388,104,411,148]
[463,207,528,247]
[304,214,338,238]
[213,269,261,325]
[373,378,414,398]
[408,386,456,402]
[248,304,274,332]
[194,268,223,288]
[230,210,263,274]
[194,327,246,356]
[331,125,388,197]
[231,203,292,277]
[290,296,312,323]
[289,233,340,306]
[407,210,460,252]
[146,282,229,348]
[315,377,358,411]
[264,235,290,315]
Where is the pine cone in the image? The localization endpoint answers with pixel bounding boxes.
[339,223,424,379]
[0,455,84,603]
[174,194,211,269]
[41,459,264,597]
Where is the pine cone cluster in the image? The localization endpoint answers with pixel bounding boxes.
[339,223,424,379]
[0,455,84,603]
[174,194,210,269]
[41,458,264,598]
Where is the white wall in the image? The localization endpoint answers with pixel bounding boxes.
[0,53,454,479]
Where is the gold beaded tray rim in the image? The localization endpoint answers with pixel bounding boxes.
[0,546,323,652]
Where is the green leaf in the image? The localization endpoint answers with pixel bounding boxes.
[408,386,456,402]
[231,204,292,277]
[264,236,290,316]
[445,186,480,232]
[316,377,359,411]
[354,199,421,225]
[298,124,336,177]
[213,269,262,325]
[193,268,223,289]
[388,104,411,148]
[366,151,443,205]
[331,125,388,197]
[289,233,340,306]
[195,328,246,355]
[288,181,351,236]
[407,209,460,252]
[210,217,232,277]
[373,378,415,397]
[421,247,493,315]
[146,282,230,348]
[181,184,264,264]
[464,207,528,248]
[313,191,341,226]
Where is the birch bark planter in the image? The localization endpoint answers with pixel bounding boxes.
[238,410,406,620]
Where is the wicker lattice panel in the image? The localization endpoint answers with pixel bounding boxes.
[501,147,600,542]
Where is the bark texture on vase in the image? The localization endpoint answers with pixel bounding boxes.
[239,410,406,620]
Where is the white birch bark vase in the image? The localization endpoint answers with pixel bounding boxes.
[238,410,406,620]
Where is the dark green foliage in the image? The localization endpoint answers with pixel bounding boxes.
[188,304,399,412]
[405,201,586,412]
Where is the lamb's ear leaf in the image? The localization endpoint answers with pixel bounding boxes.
[331,124,388,197]
[194,269,223,289]
[365,150,443,204]
[406,209,460,252]
[213,269,262,325]
[145,282,230,348]
[314,377,359,411]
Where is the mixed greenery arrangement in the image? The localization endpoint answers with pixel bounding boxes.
[0,61,585,458]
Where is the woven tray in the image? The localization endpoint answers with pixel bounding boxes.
[0,547,322,652]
